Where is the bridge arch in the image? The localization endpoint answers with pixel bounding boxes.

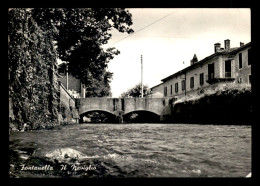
[79,109,117,123]
[123,110,160,123]
[80,109,116,117]
[123,109,160,116]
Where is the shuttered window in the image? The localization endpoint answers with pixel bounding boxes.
[190,77,194,88]
[239,53,243,69]
[200,73,204,85]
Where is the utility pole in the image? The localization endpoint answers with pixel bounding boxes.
[141,55,143,98]
[66,62,69,90]
[185,72,186,96]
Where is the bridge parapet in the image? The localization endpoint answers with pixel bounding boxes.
[79,98,117,116]
[123,98,168,115]
[78,97,172,117]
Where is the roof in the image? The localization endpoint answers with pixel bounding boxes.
[150,83,163,90]
[230,42,251,54]
[161,42,251,82]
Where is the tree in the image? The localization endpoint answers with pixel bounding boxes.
[8,8,134,129]
[120,83,150,98]
[32,8,134,96]
[85,70,113,97]
[8,8,59,129]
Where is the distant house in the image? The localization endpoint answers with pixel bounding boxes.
[149,83,164,98]
[58,63,85,98]
[151,39,251,100]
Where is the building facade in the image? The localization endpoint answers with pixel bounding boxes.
[149,83,164,98]
[151,39,251,100]
[58,63,86,98]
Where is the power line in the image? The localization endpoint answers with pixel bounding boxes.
[110,10,177,46]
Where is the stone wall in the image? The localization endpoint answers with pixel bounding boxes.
[59,83,79,124]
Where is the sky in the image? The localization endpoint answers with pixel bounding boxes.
[102,8,251,98]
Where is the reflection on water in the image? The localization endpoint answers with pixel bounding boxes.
[9,124,251,178]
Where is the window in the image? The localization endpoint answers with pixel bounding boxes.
[170,85,173,95]
[164,87,167,96]
[181,80,186,91]
[225,60,232,78]
[238,77,242,84]
[175,83,178,93]
[200,73,204,85]
[208,63,214,80]
[239,53,243,69]
[248,49,251,66]
[190,77,194,88]
[249,75,251,84]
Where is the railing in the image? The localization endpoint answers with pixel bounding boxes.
[206,73,214,81]
[59,82,74,100]
[225,72,232,78]
[209,73,214,79]
[206,72,233,79]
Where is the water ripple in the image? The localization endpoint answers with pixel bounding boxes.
[9,123,251,177]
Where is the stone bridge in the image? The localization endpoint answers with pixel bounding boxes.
[77,97,172,122]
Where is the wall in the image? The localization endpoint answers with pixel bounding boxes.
[59,83,79,123]
[162,55,220,99]
[124,98,169,116]
[234,46,251,84]
[59,74,81,94]
[150,83,164,98]
[79,98,119,116]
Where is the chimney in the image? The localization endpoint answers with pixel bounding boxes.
[240,42,244,47]
[190,54,198,65]
[214,43,221,53]
[224,39,230,50]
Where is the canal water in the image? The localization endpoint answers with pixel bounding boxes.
[9,123,251,178]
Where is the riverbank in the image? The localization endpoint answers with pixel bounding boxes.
[9,121,77,134]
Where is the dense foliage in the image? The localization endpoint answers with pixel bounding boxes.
[85,70,113,97]
[8,8,134,130]
[120,83,150,98]
[172,86,253,124]
[8,8,60,129]
[33,8,133,96]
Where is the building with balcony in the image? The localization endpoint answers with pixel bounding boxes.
[150,39,251,100]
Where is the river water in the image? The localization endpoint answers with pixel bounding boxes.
[9,123,251,178]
